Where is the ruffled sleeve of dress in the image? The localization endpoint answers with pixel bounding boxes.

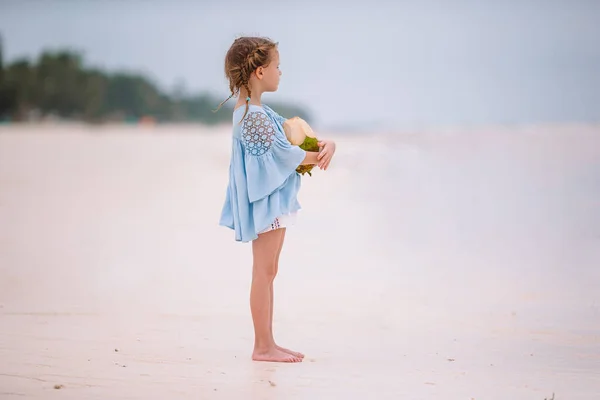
[240,110,306,203]
[262,104,287,126]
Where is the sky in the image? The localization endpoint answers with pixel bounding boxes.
[1,0,599,130]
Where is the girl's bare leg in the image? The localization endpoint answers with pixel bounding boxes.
[250,228,302,363]
[269,228,305,358]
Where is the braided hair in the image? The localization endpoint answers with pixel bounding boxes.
[214,36,278,122]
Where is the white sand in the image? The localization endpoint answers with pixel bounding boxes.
[1,123,599,399]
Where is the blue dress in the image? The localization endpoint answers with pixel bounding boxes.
[219,104,307,242]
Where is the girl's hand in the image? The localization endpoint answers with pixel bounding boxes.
[317,140,336,170]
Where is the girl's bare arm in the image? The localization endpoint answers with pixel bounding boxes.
[300,150,320,165]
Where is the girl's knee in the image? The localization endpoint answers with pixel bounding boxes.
[253,261,277,280]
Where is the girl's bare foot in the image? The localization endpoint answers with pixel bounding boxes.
[252,347,302,363]
[276,345,305,359]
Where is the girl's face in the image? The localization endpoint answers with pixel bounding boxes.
[257,49,281,92]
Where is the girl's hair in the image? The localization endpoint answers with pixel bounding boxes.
[214,36,278,121]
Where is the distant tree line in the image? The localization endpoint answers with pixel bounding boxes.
[0,36,311,125]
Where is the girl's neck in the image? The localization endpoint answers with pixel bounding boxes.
[238,88,263,107]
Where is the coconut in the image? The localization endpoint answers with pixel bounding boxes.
[283,117,320,176]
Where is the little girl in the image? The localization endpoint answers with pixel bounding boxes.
[217,36,336,363]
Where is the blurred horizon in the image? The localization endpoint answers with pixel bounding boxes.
[1,0,599,130]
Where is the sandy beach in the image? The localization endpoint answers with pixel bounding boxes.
[1,123,599,399]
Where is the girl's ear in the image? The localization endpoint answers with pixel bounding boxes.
[255,66,264,80]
